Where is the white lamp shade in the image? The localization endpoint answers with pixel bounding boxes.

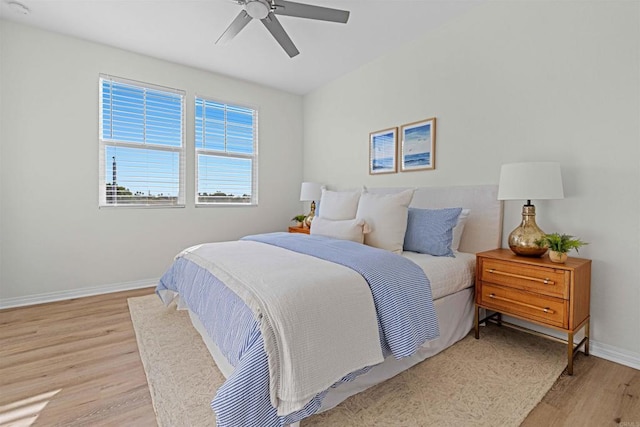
[497,162,564,201]
[300,182,322,201]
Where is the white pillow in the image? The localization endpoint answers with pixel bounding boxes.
[310,217,368,244]
[356,189,415,254]
[451,209,470,252]
[318,189,361,220]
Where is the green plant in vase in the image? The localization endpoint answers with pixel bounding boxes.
[535,233,588,263]
[291,215,307,228]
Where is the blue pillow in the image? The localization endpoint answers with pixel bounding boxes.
[403,207,463,257]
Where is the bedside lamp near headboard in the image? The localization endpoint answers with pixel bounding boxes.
[498,162,564,257]
[300,182,322,228]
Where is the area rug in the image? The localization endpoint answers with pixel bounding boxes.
[129,294,567,427]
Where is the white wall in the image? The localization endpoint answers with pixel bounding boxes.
[0,21,304,303]
[303,1,640,359]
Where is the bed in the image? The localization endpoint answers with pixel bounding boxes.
[156,185,502,427]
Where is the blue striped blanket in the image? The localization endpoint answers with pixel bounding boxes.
[157,233,439,426]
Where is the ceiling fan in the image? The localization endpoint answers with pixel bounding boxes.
[217,0,350,58]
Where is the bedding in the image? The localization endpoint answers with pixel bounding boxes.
[188,286,477,420]
[356,188,414,253]
[314,287,476,413]
[157,185,503,427]
[309,217,368,243]
[317,188,360,220]
[403,207,463,256]
[451,208,471,251]
[402,251,475,300]
[157,232,439,427]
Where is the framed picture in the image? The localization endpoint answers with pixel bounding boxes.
[369,127,398,175]
[400,117,436,172]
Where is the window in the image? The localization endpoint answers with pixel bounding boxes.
[99,75,185,207]
[195,96,258,205]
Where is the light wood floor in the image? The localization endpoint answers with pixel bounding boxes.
[1,288,639,427]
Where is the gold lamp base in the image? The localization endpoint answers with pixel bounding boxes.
[508,204,548,257]
[304,200,317,228]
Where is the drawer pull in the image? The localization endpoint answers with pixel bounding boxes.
[488,293,556,314]
[486,268,555,285]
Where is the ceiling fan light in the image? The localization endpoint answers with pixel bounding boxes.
[245,0,269,19]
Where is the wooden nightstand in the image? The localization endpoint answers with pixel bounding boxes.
[474,248,591,375]
[288,226,310,234]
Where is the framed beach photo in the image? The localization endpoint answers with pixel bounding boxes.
[400,117,436,172]
[369,127,398,175]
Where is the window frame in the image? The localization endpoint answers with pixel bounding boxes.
[98,74,186,208]
[194,94,259,207]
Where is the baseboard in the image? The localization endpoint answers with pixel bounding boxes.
[590,340,640,371]
[0,278,158,310]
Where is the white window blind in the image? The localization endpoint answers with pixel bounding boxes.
[195,96,258,205]
[99,75,185,207]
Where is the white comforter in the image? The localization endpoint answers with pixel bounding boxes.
[403,251,475,300]
[180,241,384,415]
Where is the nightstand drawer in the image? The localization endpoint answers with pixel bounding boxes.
[481,259,568,299]
[479,283,568,328]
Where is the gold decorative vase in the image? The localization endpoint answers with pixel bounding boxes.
[304,201,317,228]
[508,205,548,257]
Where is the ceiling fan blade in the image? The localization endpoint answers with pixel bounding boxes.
[216,10,253,45]
[273,0,349,23]
[261,12,300,58]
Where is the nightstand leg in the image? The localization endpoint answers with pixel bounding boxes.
[584,320,590,356]
[567,331,574,376]
[474,305,480,339]
[496,312,502,326]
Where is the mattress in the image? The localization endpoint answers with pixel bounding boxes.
[402,251,476,300]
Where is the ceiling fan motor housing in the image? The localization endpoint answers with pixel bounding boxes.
[245,0,270,19]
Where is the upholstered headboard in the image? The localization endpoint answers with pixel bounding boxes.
[366,185,503,254]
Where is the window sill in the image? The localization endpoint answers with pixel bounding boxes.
[99,204,186,209]
[195,203,257,208]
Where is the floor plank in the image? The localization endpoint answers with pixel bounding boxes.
[0,288,157,427]
[522,352,640,426]
[1,288,639,426]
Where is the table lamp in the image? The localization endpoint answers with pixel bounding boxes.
[300,182,322,228]
[498,162,564,257]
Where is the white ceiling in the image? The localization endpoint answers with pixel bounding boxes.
[0,0,482,95]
